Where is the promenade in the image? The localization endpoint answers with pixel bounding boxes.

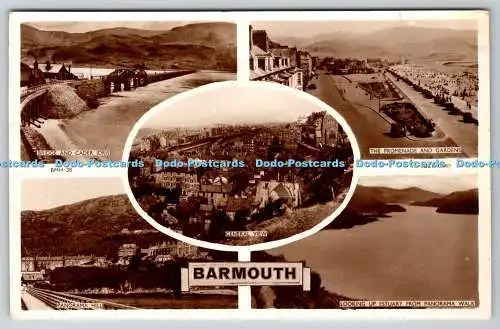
[21,291,52,310]
[387,74,478,157]
[308,73,464,159]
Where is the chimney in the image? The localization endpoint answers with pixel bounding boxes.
[68,64,71,74]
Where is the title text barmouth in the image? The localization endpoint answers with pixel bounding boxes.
[193,266,298,281]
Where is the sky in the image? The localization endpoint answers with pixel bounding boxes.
[358,174,477,195]
[21,178,125,211]
[142,84,326,129]
[251,19,478,40]
[27,21,201,33]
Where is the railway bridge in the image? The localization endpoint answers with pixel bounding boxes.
[103,69,196,94]
[21,86,50,128]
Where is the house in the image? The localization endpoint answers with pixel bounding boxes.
[117,244,139,265]
[21,271,44,282]
[255,181,301,208]
[198,182,232,207]
[154,254,172,265]
[38,62,77,80]
[226,196,254,221]
[249,26,304,90]
[20,60,45,87]
[21,63,33,87]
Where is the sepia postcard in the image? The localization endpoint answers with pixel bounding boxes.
[9,10,490,321]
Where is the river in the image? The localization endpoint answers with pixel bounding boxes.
[36,71,235,161]
[268,205,478,301]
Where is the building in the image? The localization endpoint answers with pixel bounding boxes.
[34,62,77,80]
[20,60,45,87]
[255,181,301,208]
[301,112,341,148]
[159,136,168,148]
[140,138,152,152]
[21,255,96,272]
[297,50,313,85]
[21,257,36,272]
[144,241,177,257]
[21,63,33,87]
[118,244,139,258]
[199,181,233,207]
[176,241,198,258]
[249,26,304,90]
[21,271,44,282]
[152,169,199,198]
[143,240,198,260]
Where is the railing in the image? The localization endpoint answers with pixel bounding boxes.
[21,89,48,112]
[26,287,140,310]
[21,80,72,98]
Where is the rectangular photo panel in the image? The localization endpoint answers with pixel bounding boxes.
[251,174,482,310]
[16,177,238,312]
[14,14,236,162]
[249,11,488,159]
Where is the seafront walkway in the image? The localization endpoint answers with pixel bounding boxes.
[21,291,52,310]
[387,74,478,157]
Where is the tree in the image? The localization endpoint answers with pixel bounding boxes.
[310,272,322,298]
[134,63,146,70]
[208,210,231,241]
[128,251,141,271]
[45,60,52,72]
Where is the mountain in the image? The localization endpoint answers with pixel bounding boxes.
[346,185,442,213]
[21,194,175,257]
[411,189,479,214]
[21,23,236,71]
[285,26,477,62]
[325,185,442,230]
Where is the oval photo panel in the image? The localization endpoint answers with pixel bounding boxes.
[123,81,360,251]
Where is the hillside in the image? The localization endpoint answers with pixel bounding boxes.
[285,26,477,62]
[21,23,236,71]
[251,251,354,308]
[411,189,479,214]
[21,194,178,257]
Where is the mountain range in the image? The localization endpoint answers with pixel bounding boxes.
[327,185,477,230]
[21,23,236,71]
[346,185,443,213]
[411,188,479,214]
[272,26,477,62]
[21,194,174,257]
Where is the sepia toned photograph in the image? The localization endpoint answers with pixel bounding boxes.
[19,19,236,162]
[20,178,238,310]
[126,83,356,246]
[251,174,479,309]
[249,15,484,159]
